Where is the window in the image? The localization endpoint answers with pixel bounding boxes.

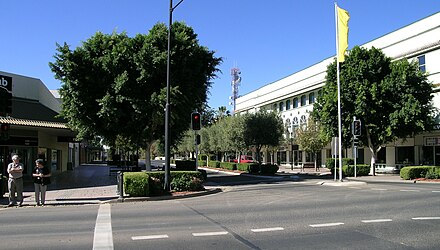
[318,90,322,97]
[286,100,291,110]
[279,102,284,112]
[309,92,315,104]
[417,55,426,72]
[300,95,307,106]
[300,115,307,125]
[293,98,298,108]
[273,103,277,111]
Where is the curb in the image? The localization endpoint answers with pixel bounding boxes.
[107,188,223,203]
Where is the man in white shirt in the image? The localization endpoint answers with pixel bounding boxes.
[7,155,24,207]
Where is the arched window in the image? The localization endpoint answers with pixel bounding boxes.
[309,92,315,104]
[301,95,307,106]
[286,100,291,110]
[293,98,298,108]
[279,102,284,112]
[273,103,277,111]
[300,115,307,125]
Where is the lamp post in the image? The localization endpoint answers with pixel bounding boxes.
[164,0,184,192]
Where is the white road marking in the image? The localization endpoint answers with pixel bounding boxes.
[132,235,169,240]
[371,188,387,191]
[361,219,392,223]
[309,222,344,228]
[93,204,114,250]
[412,217,440,220]
[251,227,284,233]
[192,231,229,237]
[400,189,420,192]
[432,191,440,193]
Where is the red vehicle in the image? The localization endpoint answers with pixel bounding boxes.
[233,155,255,163]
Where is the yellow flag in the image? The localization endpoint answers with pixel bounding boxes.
[337,6,350,62]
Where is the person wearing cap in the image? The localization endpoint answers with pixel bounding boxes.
[32,159,51,206]
[7,155,24,207]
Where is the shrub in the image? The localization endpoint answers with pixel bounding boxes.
[400,166,435,180]
[171,171,205,192]
[343,164,370,177]
[237,163,251,172]
[327,158,355,173]
[124,172,149,197]
[248,164,260,174]
[208,160,220,168]
[175,160,196,171]
[220,162,237,171]
[147,172,166,196]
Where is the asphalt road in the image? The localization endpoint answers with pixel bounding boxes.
[1,179,439,249]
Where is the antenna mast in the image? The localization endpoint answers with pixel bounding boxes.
[230,67,241,114]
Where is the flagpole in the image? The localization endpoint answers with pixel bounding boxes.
[335,2,343,181]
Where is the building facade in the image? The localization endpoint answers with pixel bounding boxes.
[0,71,79,180]
[235,12,440,171]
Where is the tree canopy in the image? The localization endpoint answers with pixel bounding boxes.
[50,22,222,156]
[312,46,434,174]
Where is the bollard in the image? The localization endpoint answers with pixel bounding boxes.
[117,171,124,201]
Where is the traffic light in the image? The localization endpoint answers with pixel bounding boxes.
[191,112,201,130]
[0,123,10,141]
[353,120,361,136]
[196,134,201,145]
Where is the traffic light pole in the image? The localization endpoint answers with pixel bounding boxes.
[164,0,184,192]
[194,131,199,171]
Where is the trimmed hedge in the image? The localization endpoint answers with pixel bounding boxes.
[208,160,220,168]
[326,158,355,170]
[343,164,370,177]
[259,164,279,175]
[400,166,440,180]
[123,171,205,197]
[219,162,237,171]
[124,172,149,197]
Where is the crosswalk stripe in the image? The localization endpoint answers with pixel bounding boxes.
[93,204,114,250]
[412,217,440,220]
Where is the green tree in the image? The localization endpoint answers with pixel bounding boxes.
[312,46,434,175]
[243,111,284,165]
[295,118,329,171]
[50,22,222,168]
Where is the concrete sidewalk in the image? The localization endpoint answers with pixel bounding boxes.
[1,164,118,207]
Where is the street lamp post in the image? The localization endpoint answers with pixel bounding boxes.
[164,0,184,192]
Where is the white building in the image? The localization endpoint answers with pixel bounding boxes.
[235,12,440,171]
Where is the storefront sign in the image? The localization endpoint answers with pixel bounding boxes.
[425,137,440,146]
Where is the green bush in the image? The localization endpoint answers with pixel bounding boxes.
[198,160,207,167]
[171,171,205,192]
[208,160,220,168]
[237,163,251,172]
[400,166,437,180]
[343,164,370,177]
[327,158,355,173]
[124,172,149,197]
[220,162,237,171]
[147,172,166,196]
[248,164,260,174]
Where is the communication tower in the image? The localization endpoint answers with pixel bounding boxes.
[230,67,241,113]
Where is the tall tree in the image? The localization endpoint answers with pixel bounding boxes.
[312,46,434,175]
[295,118,329,171]
[243,111,284,165]
[50,22,222,168]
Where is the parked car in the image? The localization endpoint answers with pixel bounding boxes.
[232,155,256,163]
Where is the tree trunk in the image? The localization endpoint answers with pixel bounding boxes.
[366,130,377,176]
[145,143,152,171]
[314,152,318,172]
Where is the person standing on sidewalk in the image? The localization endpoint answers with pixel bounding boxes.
[7,155,24,207]
[32,159,51,206]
